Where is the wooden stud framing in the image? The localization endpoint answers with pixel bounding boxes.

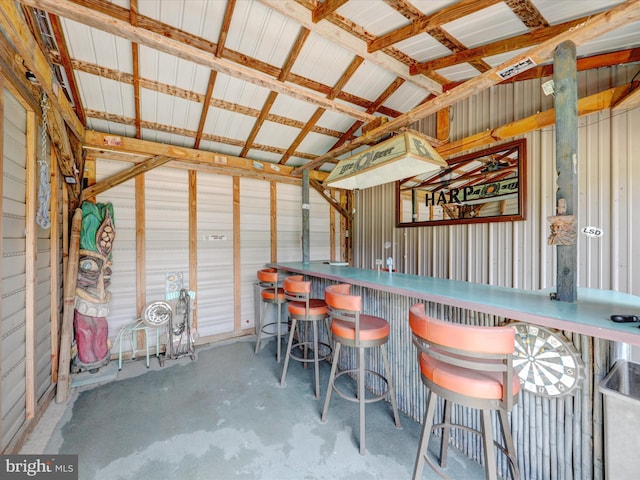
[135,174,146,349]
[49,148,60,383]
[189,170,198,329]
[233,176,241,331]
[270,182,277,263]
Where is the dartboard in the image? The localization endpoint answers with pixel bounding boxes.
[142,301,172,327]
[512,323,583,397]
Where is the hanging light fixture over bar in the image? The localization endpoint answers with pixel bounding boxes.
[324,130,447,190]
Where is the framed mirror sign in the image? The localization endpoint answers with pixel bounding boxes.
[396,139,527,227]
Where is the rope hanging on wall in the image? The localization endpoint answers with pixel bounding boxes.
[36,93,51,229]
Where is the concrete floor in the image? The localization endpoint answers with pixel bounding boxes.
[22,337,486,479]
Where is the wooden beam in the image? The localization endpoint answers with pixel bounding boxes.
[437,84,629,158]
[553,41,578,303]
[612,82,640,110]
[79,155,172,202]
[309,179,352,221]
[294,0,640,175]
[83,129,329,181]
[56,208,82,403]
[19,0,375,124]
[312,0,347,23]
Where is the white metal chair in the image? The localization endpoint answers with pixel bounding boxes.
[116,301,172,370]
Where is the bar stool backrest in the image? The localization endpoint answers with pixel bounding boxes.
[282,275,307,302]
[257,268,279,287]
[409,302,518,411]
[325,283,364,346]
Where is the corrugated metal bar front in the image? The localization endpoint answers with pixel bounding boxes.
[306,275,603,480]
[1,88,28,450]
[196,172,234,336]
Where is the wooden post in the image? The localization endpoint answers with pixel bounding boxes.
[302,169,310,263]
[56,207,82,403]
[554,41,578,302]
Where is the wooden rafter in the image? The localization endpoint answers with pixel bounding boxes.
[330,76,406,152]
[194,0,234,149]
[312,0,347,23]
[47,13,86,126]
[21,0,376,123]
[259,0,442,95]
[243,27,310,158]
[50,55,348,140]
[83,109,322,160]
[411,15,589,76]
[369,0,501,53]
[280,55,364,164]
[293,0,640,175]
[129,0,141,138]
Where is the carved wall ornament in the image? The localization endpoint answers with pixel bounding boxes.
[547,214,576,245]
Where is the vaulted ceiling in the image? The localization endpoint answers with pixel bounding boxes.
[2,0,640,194]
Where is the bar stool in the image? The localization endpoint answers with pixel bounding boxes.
[280,275,332,398]
[321,283,401,455]
[408,302,520,480]
[255,268,287,362]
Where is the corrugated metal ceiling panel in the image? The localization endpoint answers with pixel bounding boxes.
[21,0,639,180]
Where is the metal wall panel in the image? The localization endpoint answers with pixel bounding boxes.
[276,183,301,262]
[1,88,27,450]
[196,173,234,336]
[144,167,190,303]
[352,67,640,480]
[96,160,139,354]
[239,178,271,329]
[309,187,331,261]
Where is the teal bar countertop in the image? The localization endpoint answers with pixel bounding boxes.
[271,261,640,346]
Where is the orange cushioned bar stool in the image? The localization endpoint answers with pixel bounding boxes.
[255,268,288,362]
[280,275,332,398]
[322,283,401,455]
[408,302,520,480]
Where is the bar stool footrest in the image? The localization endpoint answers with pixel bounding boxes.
[427,422,520,478]
[289,341,332,363]
[332,369,390,404]
[259,321,290,337]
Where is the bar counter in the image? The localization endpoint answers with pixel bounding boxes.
[270,260,638,479]
[270,261,640,346]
